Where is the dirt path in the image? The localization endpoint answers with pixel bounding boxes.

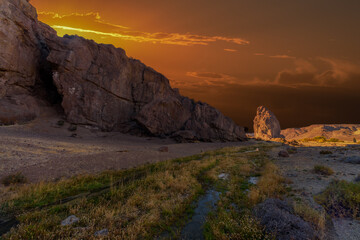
[0,117,250,183]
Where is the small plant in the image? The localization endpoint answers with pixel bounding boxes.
[313,165,334,176]
[315,180,360,219]
[300,136,342,143]
[293,201,326,230]
[1,172,28,186]
[320,150,333,155]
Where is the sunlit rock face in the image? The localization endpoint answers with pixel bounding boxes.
[253,106,282,140]
[0,0,246,142]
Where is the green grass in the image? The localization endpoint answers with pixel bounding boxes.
[315,180,360,219]
[300,136,342,143]
[313,165,334,176]
[1,144,282,239]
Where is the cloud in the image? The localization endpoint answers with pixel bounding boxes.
[254,53,265,56]
[275,58,360,87]
[39,12,249,47]
[224,48,237,52]
[270,55,296,59]
[180,72,239,87]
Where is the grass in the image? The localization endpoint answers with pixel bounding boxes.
[1,144,281,239]
[315,180,360,219]
[1,173,28,187]
[313,165,334,176]
[203,147,285,239]
[300,136,342,143]
[293,201,326,231]
[248,162,287,205]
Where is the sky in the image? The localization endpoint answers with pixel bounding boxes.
[30,0,360,130]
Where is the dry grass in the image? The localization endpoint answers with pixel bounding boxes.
[315,180,360,219]
[1,144,281,239]
[314,165,334,176]
[248,162,286,205]
[293,201,326,231]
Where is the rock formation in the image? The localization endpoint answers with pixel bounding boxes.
[0,0,246,142]
[253,106,281,140]
[281,124,360,142]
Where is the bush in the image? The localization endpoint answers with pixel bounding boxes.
[315,180,360,219]
[313,165,334,176]
[320,150,332,155]
[1,173,28,186]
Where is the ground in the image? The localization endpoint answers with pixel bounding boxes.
[1,119,360,239]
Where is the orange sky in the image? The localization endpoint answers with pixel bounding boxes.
[30,0,360,129]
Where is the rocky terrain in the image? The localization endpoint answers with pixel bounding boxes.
[0,0,245,142]
[282,124,360,142]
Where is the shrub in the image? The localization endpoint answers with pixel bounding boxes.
[293,201,326,230]
[320,150,333,155]
[315,180,360,219]
[313,165,334,176]
[1,173,28,186]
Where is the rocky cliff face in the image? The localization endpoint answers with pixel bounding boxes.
[253,106,282,140]
[0,0,246,142]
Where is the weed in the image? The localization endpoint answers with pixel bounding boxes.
[1,173,28,186]
[315,180,360,219]
[313,165,334,176]
[320,150,333,155]
[293,201,326,230]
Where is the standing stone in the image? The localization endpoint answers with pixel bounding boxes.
[253,106,282,140]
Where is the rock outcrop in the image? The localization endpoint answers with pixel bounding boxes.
[0,0,246,142]
[253,106,281,140]
[282,124,360,142]
[254,199,318,240]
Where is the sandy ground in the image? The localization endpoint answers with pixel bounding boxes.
[0,117,248,183]
[270,143,360,240]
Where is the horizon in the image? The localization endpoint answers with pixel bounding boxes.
[31,0,360,129]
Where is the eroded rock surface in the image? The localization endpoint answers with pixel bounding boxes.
[0,0,246,142]
[253,106,282,140]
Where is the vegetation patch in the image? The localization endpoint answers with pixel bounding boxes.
[313,165,334,176]
[293,201,326,231]
[300,136,342,143]
[315,180,360,219]
[1,173,28,187]
[0,144,281,239]
[204,147,284,239]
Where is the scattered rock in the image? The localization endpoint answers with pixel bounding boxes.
[218,173,229,180]
[61,215,79,226]
[158,146,169,152]
[68,124,77,132]
[56,120,65,127]
[248,177,258,185]
[320,150,333,155]
[278,150,290,158]
[253,106,282,140]
[342,156,360,164]
[94,228,109,236]
[253,199,318,240]
[70,133,77,138]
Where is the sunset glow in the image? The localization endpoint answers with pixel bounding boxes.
[31,0,360,129]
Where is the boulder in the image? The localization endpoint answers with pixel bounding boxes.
[278,150,290,158]
[253,106,282,140]
[0,0,246,142]
[253,199,318,240]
